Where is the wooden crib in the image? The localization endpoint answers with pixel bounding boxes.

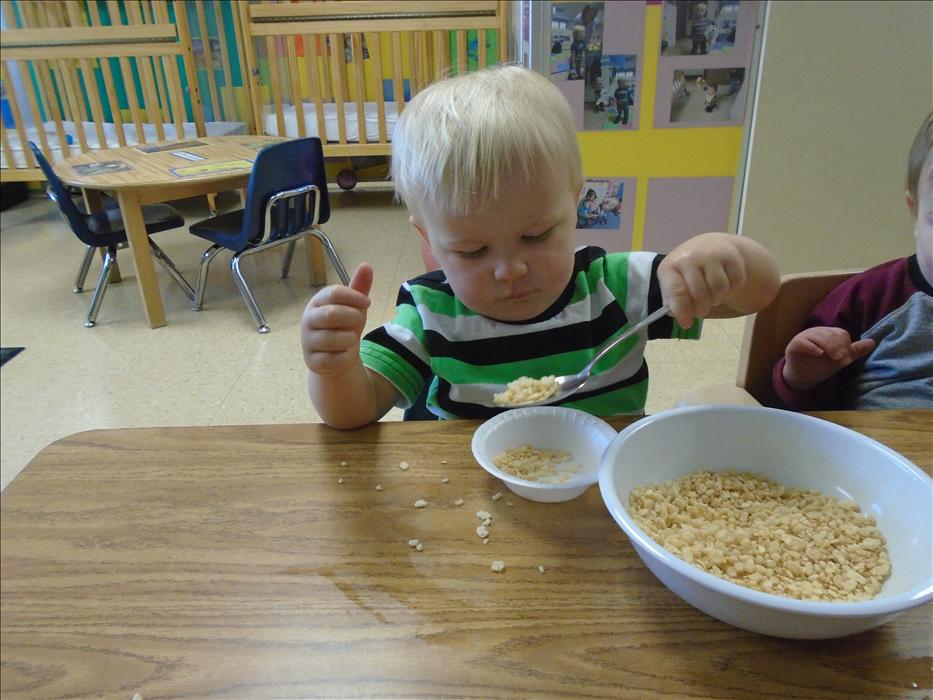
[238,0,509,158]
[0,0,250,182]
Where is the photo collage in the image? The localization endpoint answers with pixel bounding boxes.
[549,2,641,133]
[546,1,759,247]
[658,0,756,127]
[550,3,646,243]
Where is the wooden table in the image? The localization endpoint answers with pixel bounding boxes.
[56,135,305,329]
[2,411,931,698]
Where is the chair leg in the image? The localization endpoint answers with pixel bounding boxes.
[194,244,224,311]
[307,228,350,285]
[149,239,195,303]
[231,250,270,333]
[74,245,96,293]
[84,246,117,328]
[280,240,296,279]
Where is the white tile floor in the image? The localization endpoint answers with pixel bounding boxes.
[0,189,746,491]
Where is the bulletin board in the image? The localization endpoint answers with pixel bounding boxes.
[533,0,762,254]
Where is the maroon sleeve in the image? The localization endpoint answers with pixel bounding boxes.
[772,257,916,410]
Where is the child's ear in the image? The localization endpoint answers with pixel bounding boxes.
[906,190,918,218]
[410,215,429,242]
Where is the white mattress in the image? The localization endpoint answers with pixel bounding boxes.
[263,101,399,143]
[1,119,246,169]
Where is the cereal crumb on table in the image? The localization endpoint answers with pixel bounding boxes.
[493,376,559,406]
[340,461,348,467]
[408,539,420,547]
[441,477,450,483]
[507,501,514,507]
[629,469,892,602]
[491,560,506,573]
[538,565,545,573]
[337,478,344,484]
[440,460,448,464]
[415,543,424,552]
[476,510,492,520]
[483,538,490,544]
[454,498,465,506]
[491,492,503,501]
[375,484,383,491]
[476,525,490,539]
[413,499,428,508]
[399,461,410,471]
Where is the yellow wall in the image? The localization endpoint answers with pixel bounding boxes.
[577,3,746,250]
[741,0,932,273]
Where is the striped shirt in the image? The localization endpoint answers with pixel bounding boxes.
[692,16,713,40]
[360,246,702,419]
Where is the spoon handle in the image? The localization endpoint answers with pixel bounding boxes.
[581,303,672,376]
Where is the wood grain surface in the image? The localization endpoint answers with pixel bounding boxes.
[58,135,282,189]
[2,411,931,699]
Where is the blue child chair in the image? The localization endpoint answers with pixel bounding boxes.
[188,137,350,333]
[28,142,194,328]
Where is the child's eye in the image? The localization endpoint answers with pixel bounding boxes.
[522,229,553,243]
[457,246,487,259]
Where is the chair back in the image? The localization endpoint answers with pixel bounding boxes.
[736,270,861,406]
[27,141,95,245]
[239,138,331,249]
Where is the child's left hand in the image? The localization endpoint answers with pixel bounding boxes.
[658,232,779,328]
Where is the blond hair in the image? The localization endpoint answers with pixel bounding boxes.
[907,111,932,202]
[390,64,582,217]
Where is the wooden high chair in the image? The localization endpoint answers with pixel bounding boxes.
[678,270,861,408]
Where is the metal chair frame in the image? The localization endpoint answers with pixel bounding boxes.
[46,188,195,327]
[193,183,349,333]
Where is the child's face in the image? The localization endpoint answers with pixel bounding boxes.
[412,168,578,322]
[915,151,932,283]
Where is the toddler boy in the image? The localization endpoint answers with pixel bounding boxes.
[301,66,779,428]
[773,112,932,409]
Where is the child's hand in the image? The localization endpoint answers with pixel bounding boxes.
[301,263,373,376]
[782,327,876,392]
[658,233,749,328]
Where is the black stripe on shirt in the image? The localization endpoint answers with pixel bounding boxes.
[647,253,674,339]
[364,326,432,381]
[423,300,629,366]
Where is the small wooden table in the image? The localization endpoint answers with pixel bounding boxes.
[2,411,931,698]
[56,135,285,329]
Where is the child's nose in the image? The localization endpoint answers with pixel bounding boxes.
[494,257,528,281]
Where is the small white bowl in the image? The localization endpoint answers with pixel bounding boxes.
[598,405,933,639]
[472,406,618,502]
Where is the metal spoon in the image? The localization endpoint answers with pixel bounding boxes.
[493,303,672,408]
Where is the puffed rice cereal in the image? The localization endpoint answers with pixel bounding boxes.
[493,447,580,483]
[629,470,891,601]
[493,375,559,406]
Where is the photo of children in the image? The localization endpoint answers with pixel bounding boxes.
[660,0,739,57]
[669,67,745,124]
[576,179,624,230]
[584,55,637,131]
[550,2,604,86]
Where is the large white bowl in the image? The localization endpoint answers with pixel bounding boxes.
[598,405,933,639]
[472,406,617,502]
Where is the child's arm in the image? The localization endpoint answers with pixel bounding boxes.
[301,263,401,429]
[780,327,876,391]
[658,232,780,328]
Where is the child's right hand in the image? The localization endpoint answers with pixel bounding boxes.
[782,326,876,391]
[301,263,373,376]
